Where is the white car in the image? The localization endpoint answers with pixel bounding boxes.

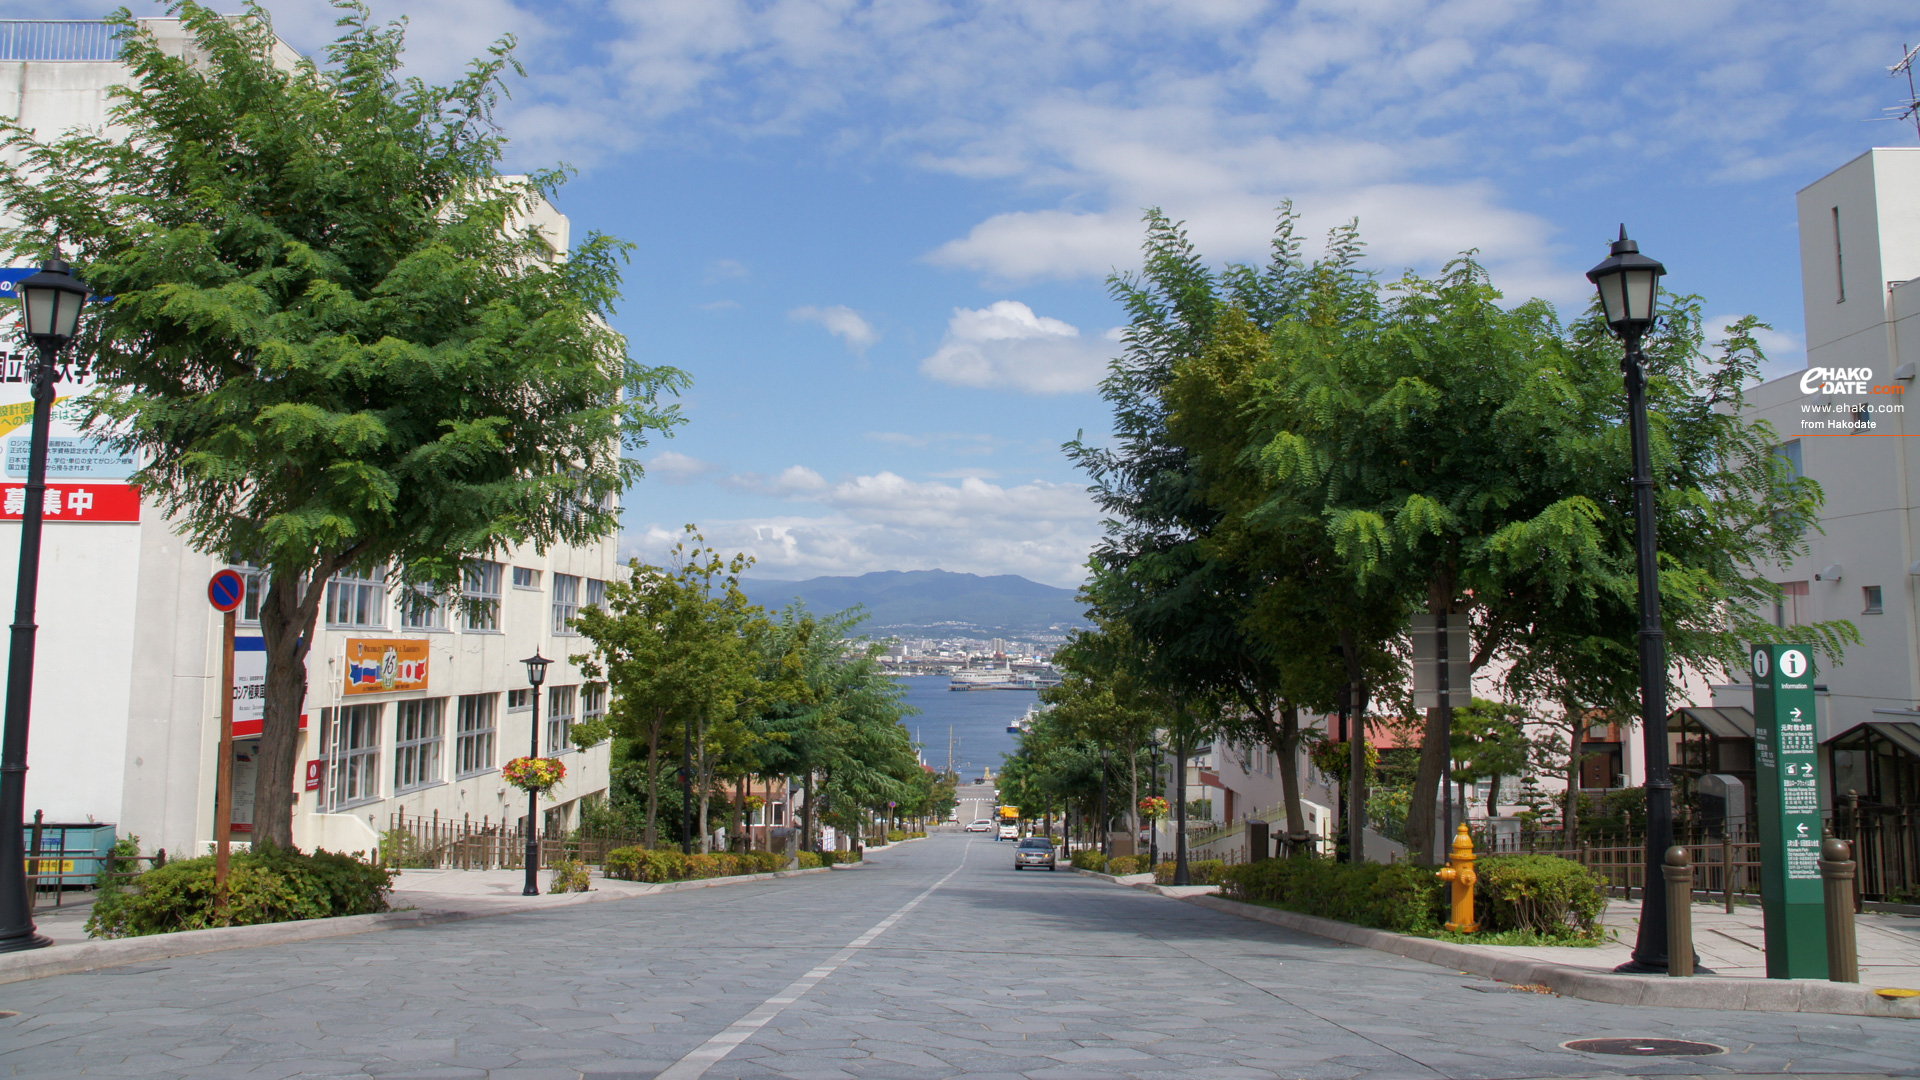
[964,819,994,833]
[997,824,1019,841]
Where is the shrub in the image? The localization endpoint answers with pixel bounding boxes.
[1154,858,1228,886]
[86,847,393,938]
[1474,854,1607,940]
[886,830,907,843]
[797,851,824,869]
[1220,857,1445,934]
[1070,849,1108,872]
[604,847,687,882]
[547,858,592,893]
[1107,854,1148,876]
[817,848,863,866]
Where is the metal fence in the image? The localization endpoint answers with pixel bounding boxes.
[383,812,645,871]
[0,21,124,62]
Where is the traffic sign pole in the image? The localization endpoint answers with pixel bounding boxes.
[207,570,245,922]
[1752,643,1826,979]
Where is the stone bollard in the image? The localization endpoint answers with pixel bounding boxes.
[1820,831,1859,983]
[1664,845,1694,977]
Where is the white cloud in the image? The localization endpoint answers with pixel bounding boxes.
[919,301,1117,394]
[790,305,880,354]
[645,450,718,484]
[630,468,1099,587]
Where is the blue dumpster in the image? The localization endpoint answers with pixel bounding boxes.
[22,822,115,887]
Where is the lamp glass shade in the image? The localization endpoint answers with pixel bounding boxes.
[1585,227,1666,337]
[1622,267,1659,323]
[522,652,551,687]
[17,259,89,344]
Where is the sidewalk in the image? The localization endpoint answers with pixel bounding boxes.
[1494,895,1920,985]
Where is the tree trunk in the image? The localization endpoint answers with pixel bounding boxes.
[255,563,333,849]
[1272,704,1306,850]
[1338,630,1372,863]
[697,714,711,853]
[644,707,662,849]
[1487,772,1502,818]
[801,771,815,852]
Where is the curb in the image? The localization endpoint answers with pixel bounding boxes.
[1183,893,1920,1020]
[0,865,830,986]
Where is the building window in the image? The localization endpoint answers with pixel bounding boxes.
[394,698,445,791]
[1863,586,1884,615]
[455,694,496,777]
[552,574,580,635]
[324,703,382,807]
[512,566,541,590]
[325,566,388,629]
[1776,439,1803,480]
[231,562,266,624]
[770,801,786,826]
[507,688,531,712]
[547,685,576,754]
[1774,580,1810,627]
[462,561,502,632]
[398,586,446,631]
[585,577,607,612]
[1833,206,1846,303]
[583,683,606,730]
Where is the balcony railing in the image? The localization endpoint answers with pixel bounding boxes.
[0,20,123,63]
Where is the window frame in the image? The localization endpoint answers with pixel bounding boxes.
[512,566,542,591]
[462,561,503,633]
[398,585,447,632]
[393,698,446,792]
[325,565,389,630]
[507,688,531,713]
[551,574,581,635]
[546,684,577,755]
[455,694,497,778]
[1863,585,1884,615]
[324,703,383,809]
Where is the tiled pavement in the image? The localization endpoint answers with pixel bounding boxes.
[3,833,1918,1079]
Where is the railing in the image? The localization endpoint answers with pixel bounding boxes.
[384,812,646,871]
[0,21,124,62]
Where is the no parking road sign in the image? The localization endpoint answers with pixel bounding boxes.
[208,568,245,613]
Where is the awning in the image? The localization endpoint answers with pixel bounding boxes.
[1674,706,1755,740]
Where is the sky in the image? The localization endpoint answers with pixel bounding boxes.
[36,0,1920,587]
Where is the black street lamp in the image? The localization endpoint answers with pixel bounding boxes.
[0,256,89,954]
[1097,745,1110,858]
[1586,226,1676,973]
[1146,738,1160,869]
[521,651,550,897]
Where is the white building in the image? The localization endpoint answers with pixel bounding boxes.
[1724,147,1919,756]
[0,19,616,860]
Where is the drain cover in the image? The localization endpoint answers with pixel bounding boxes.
[1564,1038,1725,1057]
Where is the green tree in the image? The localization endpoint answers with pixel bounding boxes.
[1446,698,1530,818]
[0,4,687,846]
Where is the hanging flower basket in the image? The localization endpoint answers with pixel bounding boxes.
[503,756,566,794]
[1138,796,1169,819]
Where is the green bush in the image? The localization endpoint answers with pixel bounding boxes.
[86,847,393,938]
[605,847,784,882]
[547,858,592,894]
[1154,858,1228,886]
[1106,854,1148,876]
[1220,857,1445,934]
[1473,854,1607,940]
[817,848,863,866]
[797,851,824,869]
[1070,849,1108,872]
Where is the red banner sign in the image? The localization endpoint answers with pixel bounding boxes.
[0,482,140,522]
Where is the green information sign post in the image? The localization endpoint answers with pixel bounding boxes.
[1751,643,1826,979]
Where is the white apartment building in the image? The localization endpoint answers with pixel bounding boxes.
[0,19,617,859]
[1724,148,1919,753]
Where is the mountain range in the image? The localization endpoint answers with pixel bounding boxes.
[739,570,1088,637]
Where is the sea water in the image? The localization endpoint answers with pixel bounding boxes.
[895,674,1033,781]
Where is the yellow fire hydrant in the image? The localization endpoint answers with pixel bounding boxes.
[1433,823,1479,932]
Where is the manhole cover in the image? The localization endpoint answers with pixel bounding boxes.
[1563,1038,1725,1057]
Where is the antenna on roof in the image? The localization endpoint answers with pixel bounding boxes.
[1881,42,1920,142]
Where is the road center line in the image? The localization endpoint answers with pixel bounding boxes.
[653,843,971,1080]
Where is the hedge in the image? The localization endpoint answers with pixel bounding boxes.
[1106,854,1148,876]
[1154,858,1229,886]
[86,847,393,938]
[1219,853,1607,940]
[1070,849,1107,872]
[603,848,785,882]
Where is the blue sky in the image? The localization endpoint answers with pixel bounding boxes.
[56,1,1920,586]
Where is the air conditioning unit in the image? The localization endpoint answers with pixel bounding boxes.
[1815,564,1842,582]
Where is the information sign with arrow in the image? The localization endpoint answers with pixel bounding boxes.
[1751,642,1826,978]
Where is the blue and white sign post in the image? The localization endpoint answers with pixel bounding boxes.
[1752,643,1826,978]
[208,569,244,915]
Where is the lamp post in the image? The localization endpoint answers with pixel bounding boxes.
[0,256,89,953]
[1146,738,1160,869]
[520,651,550,897]
[1098,745,1110,858]
[1586,226,1675,973]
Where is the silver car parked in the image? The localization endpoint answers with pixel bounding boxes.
[1013,837,1056,871]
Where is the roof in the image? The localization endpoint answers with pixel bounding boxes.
[1834,720,1920,759]
[1674,706,1756,740]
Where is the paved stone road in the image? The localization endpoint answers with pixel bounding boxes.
[4,833,1918,1079]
